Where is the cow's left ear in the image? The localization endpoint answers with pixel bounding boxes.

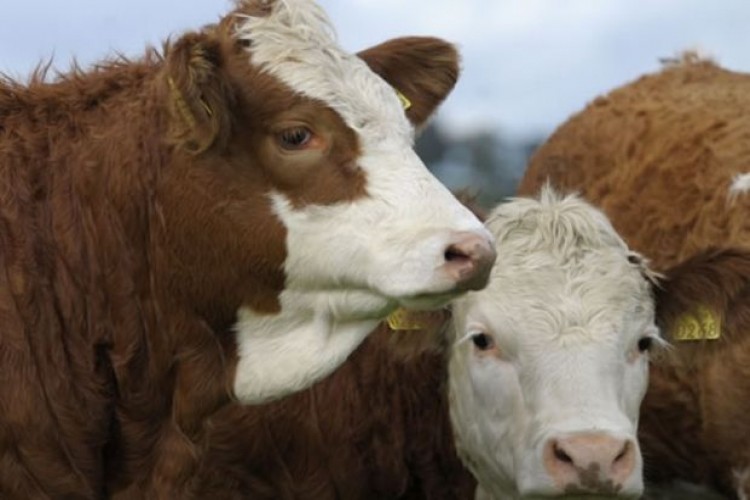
[357,37,460,129]
[162,31,234,154]
[627,251,662,287]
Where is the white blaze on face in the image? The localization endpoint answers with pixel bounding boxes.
[231,0,491,404]
[448,189,661,499]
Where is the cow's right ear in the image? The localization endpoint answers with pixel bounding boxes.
[163,32,234,154]
[357,37,460,130]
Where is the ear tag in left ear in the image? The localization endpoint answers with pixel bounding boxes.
[387,308,425,331]
[394,89,412,111]
[671,305,721,341]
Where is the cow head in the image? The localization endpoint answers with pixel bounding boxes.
[157,0,495,403]
[448,188,660,498]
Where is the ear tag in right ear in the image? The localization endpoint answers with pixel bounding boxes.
[672,305,721,341]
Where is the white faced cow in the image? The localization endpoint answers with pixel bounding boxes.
[449,188,661,499]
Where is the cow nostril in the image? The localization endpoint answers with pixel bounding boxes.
[441,232,496,291]
[614,441,630,463]
[445,245,471,263]
[553,442,573,464]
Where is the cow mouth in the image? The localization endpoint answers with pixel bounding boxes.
[394,289,466,311]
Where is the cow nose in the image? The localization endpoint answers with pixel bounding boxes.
[543,433,636,493]
[442,231,496,291]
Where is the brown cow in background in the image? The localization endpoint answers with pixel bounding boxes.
[519,53,750,272]
[519,54,750,499]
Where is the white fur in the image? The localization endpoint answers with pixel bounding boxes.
[234,289,384,403]
[729,172,750,199]
[230,0,489,403]
[449,188,660,499]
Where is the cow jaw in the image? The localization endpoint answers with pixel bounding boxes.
[233,289,388,403]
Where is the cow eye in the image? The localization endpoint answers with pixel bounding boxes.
[278,127,312,150]
[471,332,495,351]
[637,336,653,353]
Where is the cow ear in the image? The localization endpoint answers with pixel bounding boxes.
[163,31,234,154]
[357,37,460,129]
[627,251,662,287]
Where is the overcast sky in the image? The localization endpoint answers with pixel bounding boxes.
[2,1,749,138]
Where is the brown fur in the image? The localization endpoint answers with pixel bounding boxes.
[642,249,750,498]
[184,323,475,500]
[518,55,750,498]
[0,2,461,497]
[518,55,750,272]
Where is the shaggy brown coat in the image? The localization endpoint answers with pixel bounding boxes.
[188,319,476,500]
[518,55,750,498]
[519,55,750,272]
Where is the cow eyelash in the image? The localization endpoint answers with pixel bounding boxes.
[278,127,313,150]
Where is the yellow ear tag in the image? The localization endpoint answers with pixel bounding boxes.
[395,89,412,111]
[671,305,721,341]
[387,308,425,331]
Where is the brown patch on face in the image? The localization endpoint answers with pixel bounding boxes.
[158,19,466,321]
[158,21,372,321]
[219,33,368,209]
[250,98,368,209]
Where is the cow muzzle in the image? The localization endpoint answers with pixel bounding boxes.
[541,432,641,496]
[441,231,496,291]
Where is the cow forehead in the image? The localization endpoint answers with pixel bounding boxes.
[456,259,653,346]
[501,250,648,305]
[234,0,413,145]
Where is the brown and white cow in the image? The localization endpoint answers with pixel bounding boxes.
[0,0,495,497]
[179,189,659,499]
[518,54,750,498]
